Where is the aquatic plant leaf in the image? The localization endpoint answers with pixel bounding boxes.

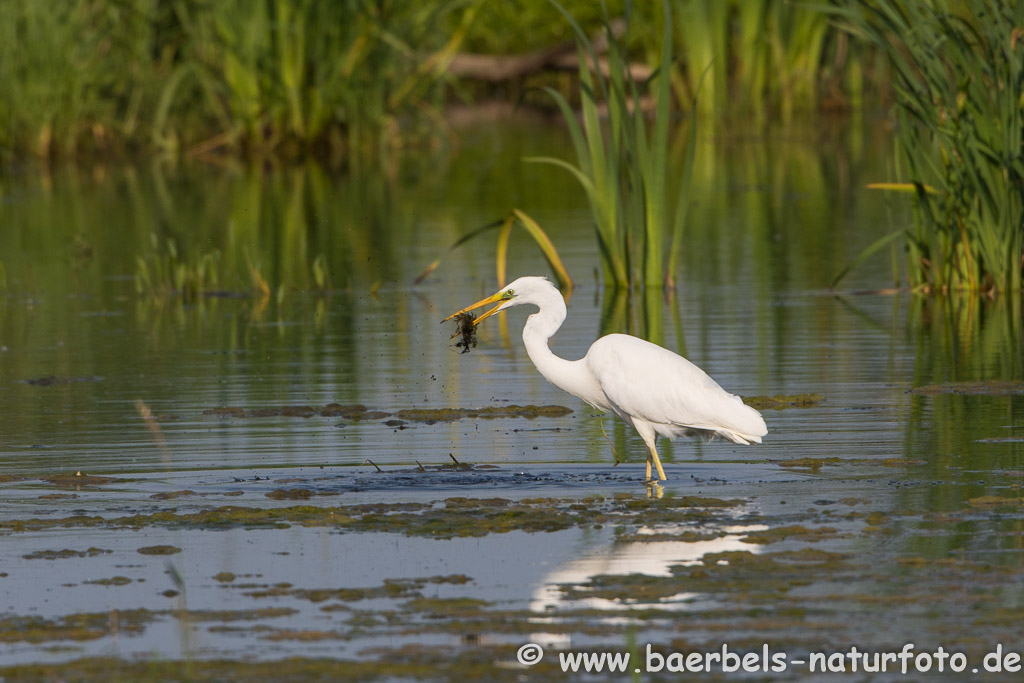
[866,182,939,195]
[413,218,505,285]
[510,209,573,293]
[414,212,570,294]
[830,228,905,289]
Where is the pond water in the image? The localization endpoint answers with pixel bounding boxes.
[1,118,1023,680]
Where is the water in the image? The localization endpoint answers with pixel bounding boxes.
[1,119,1023,678]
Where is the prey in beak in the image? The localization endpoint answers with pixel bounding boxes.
[441,289,510,327]
[449,312,477,353]
[441,288,514,353]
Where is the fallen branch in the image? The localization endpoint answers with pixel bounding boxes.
[446,19,650,84]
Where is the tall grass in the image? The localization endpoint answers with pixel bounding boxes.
[0,1,477,160]
[0,0,885,162]
[837,0,1024,294]
[0,0,156,157]
[529,0,695,292]
[160,0,480,156]
[670,0,871,123]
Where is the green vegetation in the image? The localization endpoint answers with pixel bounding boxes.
[672,0,875,123]
[530,1,693,292]
[0,0,876,163]
[134,236,223,300]
[3,0,1018,298]
[0,0,480,160]
[414,209,573,293]
[837,0,1024,293]
[0,493,743,537]
[416,0,874,296]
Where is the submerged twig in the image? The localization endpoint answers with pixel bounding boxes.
[363,459,383,473]
[599,422,621,465]
[136,398,171,463]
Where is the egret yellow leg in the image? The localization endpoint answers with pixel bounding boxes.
[647,443,667,481]
[634,422,667,482]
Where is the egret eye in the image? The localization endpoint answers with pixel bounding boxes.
[502,289,514,300]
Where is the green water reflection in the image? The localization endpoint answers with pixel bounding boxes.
[0,119,1020,490]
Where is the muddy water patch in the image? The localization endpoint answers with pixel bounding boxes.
[2,462,1018,673]
[0,491,752,538]
[2,472,1022,672]
[202,403,573,424]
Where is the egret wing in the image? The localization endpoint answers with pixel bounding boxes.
[585,334,766,442]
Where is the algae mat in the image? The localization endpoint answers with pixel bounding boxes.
[2,459,1024,681]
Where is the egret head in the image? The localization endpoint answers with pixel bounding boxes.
[441,276,556,327]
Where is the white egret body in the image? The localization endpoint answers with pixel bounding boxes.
[443,276,767,481]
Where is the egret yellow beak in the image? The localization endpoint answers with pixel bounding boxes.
[441,290,507,326]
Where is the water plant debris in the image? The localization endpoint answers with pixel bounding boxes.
[450,312,477,353]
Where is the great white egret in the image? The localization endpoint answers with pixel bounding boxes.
[443,276,767,481]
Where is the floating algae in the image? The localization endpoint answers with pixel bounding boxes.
[402,597,490,615]
[560,548,849,603]
[0,610,155,643]
[245,575,471,603]
[85,576,133,586]
[740,525,841,545]
[172,607,298,622]
[266,488,314,500]
[136,545,182,555]
[204,403,392,420]
[202,402,571,423]
[743,393,824,410]
[775,457,844,471]
[911,380,1024,395]
[966,495,1024,509]
[22,548,111,560]
[0,493,745,538]
[41,473,119,487]
[150,490,196,500]
[20,375,103,387]
[395,405,572,422]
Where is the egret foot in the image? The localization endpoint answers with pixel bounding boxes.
[647,444,667,481]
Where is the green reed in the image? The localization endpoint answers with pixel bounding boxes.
[0,0,880,162]
[158,0,483,157]
[836,0,1024,294]
[134,236,222,301]
[529,0,694,291]
[671,0,868,124]
[0,0,478,160]
[0,0,156,157]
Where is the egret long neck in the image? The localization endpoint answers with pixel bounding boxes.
[520,295,602,407]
